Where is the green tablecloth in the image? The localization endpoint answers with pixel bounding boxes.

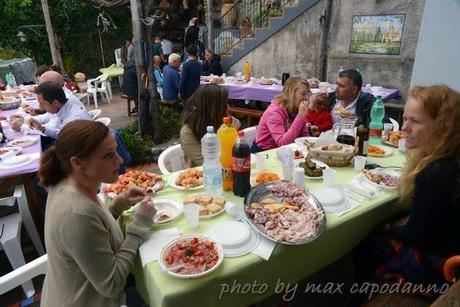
[99,64,124,81]
[119,145,406,307]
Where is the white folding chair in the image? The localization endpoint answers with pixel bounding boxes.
[86,76,111,108]
[88,109,102,120]
[389,117,400,131]
[242,126,257,146]
[158,144,187,174]
[0,185,45,297]
[95,117,111,127]
[0,254,47,297]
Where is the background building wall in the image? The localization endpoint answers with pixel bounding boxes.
[410,0,460,91]
[227,0,425,99]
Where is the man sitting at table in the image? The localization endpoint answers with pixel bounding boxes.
[328,69,375,125]
[29,82,91,146]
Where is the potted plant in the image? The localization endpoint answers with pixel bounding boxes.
[221,0,236,28]
[254,3,282,28]
[239,16,253,38]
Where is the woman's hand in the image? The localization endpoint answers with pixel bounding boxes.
[125,186,148,206]
[298,100,309,117]
[136,196,157,219]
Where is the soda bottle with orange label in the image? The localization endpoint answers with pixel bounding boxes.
[232,131,251,197]
[217,117,237,191]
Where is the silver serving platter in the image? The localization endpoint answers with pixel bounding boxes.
[243,181,326,245]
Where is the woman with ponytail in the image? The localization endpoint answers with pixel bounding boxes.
[39,120,156,307]
[353,85,460,302]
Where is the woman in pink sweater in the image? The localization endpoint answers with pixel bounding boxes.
[253,77,310,151]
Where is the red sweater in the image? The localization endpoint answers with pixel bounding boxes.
[305,110,333,132]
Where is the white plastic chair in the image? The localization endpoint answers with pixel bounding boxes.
[242,126,257,147]
[88,109,102,120]
[0,185,45,297]
[86,76,111,108]
[389,117,400,131]
[0,254,47,296]
[95,117,111,127]
[158,144,187,174]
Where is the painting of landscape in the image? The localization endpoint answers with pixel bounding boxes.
[350,14,405,55]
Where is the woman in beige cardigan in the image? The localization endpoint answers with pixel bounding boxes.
[180,84,240,166]
[38,120,156,307]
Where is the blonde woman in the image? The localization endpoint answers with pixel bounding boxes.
[253,77,310,151]
[355,85,460,300]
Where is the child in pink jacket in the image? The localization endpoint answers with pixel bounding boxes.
[253,77,310,152]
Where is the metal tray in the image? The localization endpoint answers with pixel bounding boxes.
[243,181,326,245]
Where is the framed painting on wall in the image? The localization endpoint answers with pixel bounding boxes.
[350,14,405,55]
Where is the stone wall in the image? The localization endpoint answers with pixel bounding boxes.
[227,0,425,99]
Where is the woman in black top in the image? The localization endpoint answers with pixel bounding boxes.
[354,85,460,300]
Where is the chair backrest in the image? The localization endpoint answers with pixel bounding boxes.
[115,48,122,66]
[95,117,111,127]
[242,126,257,147]
[389,117,400,131]
[88,109,102,120]
[0,254,48,295]
[158,144,187,174]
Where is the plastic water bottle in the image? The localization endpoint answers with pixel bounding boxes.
[369,95,385,145]
[201,126,223,195]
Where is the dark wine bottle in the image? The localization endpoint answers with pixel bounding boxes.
[356,109,370,156]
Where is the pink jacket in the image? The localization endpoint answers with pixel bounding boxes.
[255,101,309,150]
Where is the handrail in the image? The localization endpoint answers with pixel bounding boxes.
[199,0,294,55]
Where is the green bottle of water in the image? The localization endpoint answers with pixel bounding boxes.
[369,95,385,145]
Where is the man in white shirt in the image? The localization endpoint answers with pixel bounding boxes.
[161,37,174,60]
[29,82,91,139]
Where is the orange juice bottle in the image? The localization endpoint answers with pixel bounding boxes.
[217,117,238,191]
[243,61,251,81]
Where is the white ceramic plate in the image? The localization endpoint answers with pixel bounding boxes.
[367,145,393,157]
[362,168,401,190]
[183,194,226,219]
[207,221,260,257]
[304,159,329,180]
[152,198,183,224]
[250,171,282,187]
[102,173,163,199]
[2,155,29,166]
[168,171,204,191]
[295,136,319,147]
[8,137,38,147]
[0,146,22,156]
[159,234,224,279]
[312,187,351,213]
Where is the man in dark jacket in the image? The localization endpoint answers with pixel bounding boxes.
[328,69,375,125]
[201,49,223,76]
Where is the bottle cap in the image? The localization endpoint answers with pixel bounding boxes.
[223,117,232,124]
[206,126,214,133]
[238,131,245,137]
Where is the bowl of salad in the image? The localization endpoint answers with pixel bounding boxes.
[159,235,224,279]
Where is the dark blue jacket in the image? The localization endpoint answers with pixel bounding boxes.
[179,59,202,99]
[162,65,180,101]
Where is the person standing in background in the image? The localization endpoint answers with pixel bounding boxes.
[162,53,181,103]
[161,36,174,64]
[180,45,202,104]
[184,17,199,61]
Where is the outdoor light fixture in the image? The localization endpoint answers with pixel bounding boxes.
[16,25,46,42]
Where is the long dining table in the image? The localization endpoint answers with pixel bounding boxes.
[209,81,401,103]
[119,145,406,307]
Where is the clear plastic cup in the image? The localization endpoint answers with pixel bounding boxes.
[255,153,266,171]
[183,203,200,229]
[281,162,294,181]
[398,139,406,153]
[323,168,337,187]
[353,156,367,172]
[293,167,305,189]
